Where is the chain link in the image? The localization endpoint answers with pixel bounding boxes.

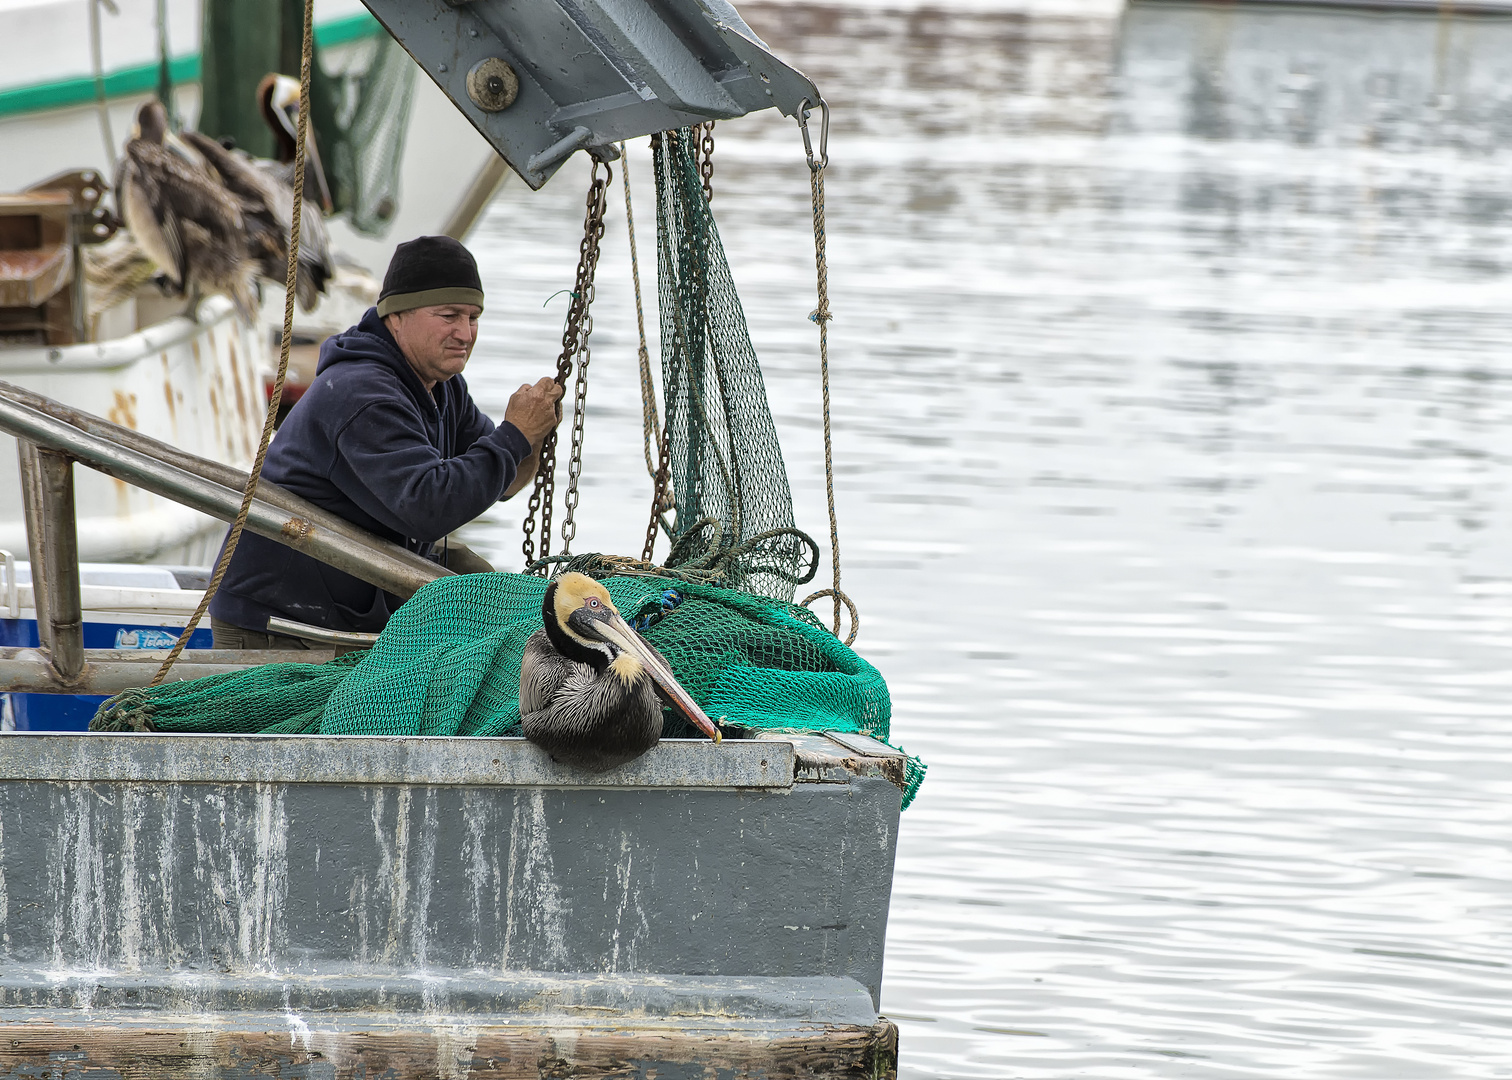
[642,419,673,563]
[522,160,610,570]
[697,120,715,203]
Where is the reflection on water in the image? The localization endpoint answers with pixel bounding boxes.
[461,1,1512,1074]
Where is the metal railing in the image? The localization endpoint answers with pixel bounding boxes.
[0,379,451,694]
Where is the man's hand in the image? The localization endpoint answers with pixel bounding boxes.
[504,378,564,448]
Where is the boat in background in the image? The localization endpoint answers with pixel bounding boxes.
[0,558,210,731]
[0,0,507,277]
[0,0,508,563]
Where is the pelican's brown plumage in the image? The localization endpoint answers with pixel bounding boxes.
[115,100,259,322]
[520,573,722,772]
[180,129,333,311]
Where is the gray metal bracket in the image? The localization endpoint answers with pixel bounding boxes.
[360,0,821,188]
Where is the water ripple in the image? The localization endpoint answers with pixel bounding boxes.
[457,0,1512,1074]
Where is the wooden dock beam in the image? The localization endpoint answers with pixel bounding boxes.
[0,1017,900,1079]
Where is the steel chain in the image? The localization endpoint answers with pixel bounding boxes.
[642,422,672,563]
[698,121,715,203]
[522,160,610,570]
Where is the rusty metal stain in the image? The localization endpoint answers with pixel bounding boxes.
[107,389,138,430]
[191,339,202,369]
[231,356,250,431]
[280,517,313,542]
[162,375,177,427]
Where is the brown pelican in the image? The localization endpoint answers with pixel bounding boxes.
[180,129,333,311]
[257,73,334,213]
[115,100,259,322]
[521,573,722,772]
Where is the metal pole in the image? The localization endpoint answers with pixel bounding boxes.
[0,647,336,694]
[16,441,51,653]
[0,380,427,562]
[0,393,448,601]
[35,450,83,680]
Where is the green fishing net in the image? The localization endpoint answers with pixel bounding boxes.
[91,571,923,808]
[652,129,818,602]
[90,127,924,808]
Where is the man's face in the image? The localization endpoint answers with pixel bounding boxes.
[385,303,482,387]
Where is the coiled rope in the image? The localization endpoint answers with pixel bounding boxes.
[150,0,314,686]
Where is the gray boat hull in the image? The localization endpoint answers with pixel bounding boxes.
[0,731,903,1077]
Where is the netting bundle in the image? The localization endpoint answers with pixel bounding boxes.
[652,129,817,602]
[91,572,923,807]
[320,32,415,235]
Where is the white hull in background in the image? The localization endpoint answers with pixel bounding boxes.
[0,0,507,564]
[0,295,262,564]
[0,0,505,277]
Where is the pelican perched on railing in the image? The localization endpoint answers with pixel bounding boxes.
[180,129,333,311]
[521,573,722,772]
[115,100,259,322]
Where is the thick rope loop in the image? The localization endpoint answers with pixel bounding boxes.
[150,0,314,686]
[799,587,858,646]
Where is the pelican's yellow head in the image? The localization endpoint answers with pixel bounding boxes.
[552,572,618,645]
[540,572,721,743]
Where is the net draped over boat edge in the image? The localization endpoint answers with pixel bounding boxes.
[91,571,926,808]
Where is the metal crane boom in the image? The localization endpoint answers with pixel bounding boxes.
[359,0,822,188]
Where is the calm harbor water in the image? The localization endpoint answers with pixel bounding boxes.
[460,1,1512,1074]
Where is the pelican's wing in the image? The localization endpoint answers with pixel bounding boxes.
[520,630,563,716]
[118,148,186,288]
[182,131,282,218]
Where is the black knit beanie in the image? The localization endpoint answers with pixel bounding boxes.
[376,235,484,317]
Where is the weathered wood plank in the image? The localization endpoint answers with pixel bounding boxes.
[0,1019,899,1079]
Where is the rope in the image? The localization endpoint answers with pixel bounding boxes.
[522,160,610,569]
[527,523,820,593]
[623,141,675,564]
[89,0,118,163]
[149,0,314,687]
[794,99,857,646]
[622,142,659,482]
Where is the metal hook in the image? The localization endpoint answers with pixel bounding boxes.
[796,97,829,171]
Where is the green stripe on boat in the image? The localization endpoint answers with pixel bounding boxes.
[0,12,383,120]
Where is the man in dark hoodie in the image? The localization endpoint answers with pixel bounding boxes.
[208,235,562,647]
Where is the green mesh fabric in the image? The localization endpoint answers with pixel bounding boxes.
[90,571,924,808]
[320,32,415,236]
[91,652,366,735]
[653,130,817,601]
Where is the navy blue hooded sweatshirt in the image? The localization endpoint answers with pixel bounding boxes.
[209,307,531,634]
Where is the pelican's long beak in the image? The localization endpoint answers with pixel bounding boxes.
[594,613,722,744]
[300,129,334,213]
[269,76,333,212]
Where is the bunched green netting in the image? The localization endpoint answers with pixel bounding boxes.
[92,571,925,807]
[89,128,925,808]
